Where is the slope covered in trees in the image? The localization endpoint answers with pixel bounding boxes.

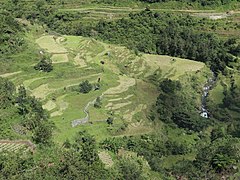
[94,10,238,73]
[139,0,239,6]
[12,1,236,74]
[0,77,52,144]
[0,11,24,54]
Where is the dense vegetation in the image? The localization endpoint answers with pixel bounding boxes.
[0,11,24,54]
[139,0,239,6]
[9,1,237,73]
[2,1,239,74]
[94,10,239,73]
[79,80,93,94]
[0,78,52,144]
[0,131,109,179]
[156,79,210,131]
[34,55,53,72]
[101,133,240,178]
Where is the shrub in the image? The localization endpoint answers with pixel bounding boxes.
[79,80,92,93]
[34,58,53,72]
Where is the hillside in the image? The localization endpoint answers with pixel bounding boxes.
[0,0,240,179]
[1,25,207,142]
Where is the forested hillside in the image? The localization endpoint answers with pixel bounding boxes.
[0,11,24,54]
[140,0,238,6]
[0,0,240,179]
[94,10,238,73]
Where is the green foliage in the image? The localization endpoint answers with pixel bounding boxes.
[211,126,226,141]
[165,140,190,155]
[171,160,202,179]
[94,96,102,108]
[156,78,210,131]
[170,137,240,179]
[223,81,240,112]
[106,117,114,125]
[211,153,235,172]
[172,111,208,131]
[0,11,24,55]
[0,77,15,109]
[33,121,53,145]
[0,132,110,179]
[0,151,34,179]
[117,157,145,180]
[16,86,49,130]
[100,134,193,173]
[0,1,240,179]
[159,79,182,94]
[208,75,240,122]
[60,131,110,179]
[34,56,53,72]
[0,77,53,143]
[139,0,235,7]
[194,137,240,175]
[79,80,92,93]
[95,10,236,73]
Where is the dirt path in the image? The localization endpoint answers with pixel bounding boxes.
[0,71,22,78]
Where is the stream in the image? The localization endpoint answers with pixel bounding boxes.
[200,71,217,118]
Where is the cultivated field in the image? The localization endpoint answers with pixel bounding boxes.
[0,140,35,153]
[1,28,205,143]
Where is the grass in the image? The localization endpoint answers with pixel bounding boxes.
[51,54,69,63]
[161,153,196,169]
[36,35,68,53]
[209,82,225,105]
[143,54,205,80]
[1,22,208,144]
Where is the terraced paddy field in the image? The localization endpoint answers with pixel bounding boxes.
[0,140,35,153]
[1,29,206,144]
[57,5,240,38]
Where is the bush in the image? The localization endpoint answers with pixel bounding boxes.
[106,117,114,125]
[34,58,53,72]
[79,80,92,93]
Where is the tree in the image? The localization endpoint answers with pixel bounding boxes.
[79,80,92,93]
[117,157,144,180]
[106,117,113,125]
[74,131,99,164]
[211,127,226,141]
[33,122,53,145]
[16,85,28,115]
[58,131,111,179]
[0,77,15,109]
[34,57,53,72]
[21,96,48,130]
[159,79,182,94]
[211,154,235,172]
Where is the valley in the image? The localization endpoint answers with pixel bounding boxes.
[0,0,239,179]
[1,27,207,143]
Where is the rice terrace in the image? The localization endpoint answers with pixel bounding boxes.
[4,31,205,143]
[0,0,240,179]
